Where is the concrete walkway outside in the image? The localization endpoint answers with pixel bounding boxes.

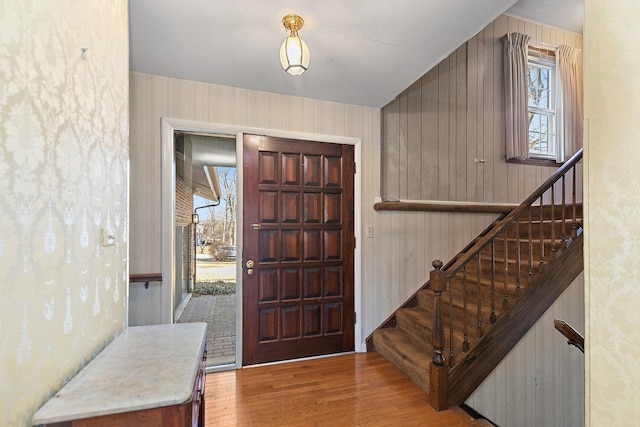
[177,294,236,366]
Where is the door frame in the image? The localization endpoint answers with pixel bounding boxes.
[160,117,364,368]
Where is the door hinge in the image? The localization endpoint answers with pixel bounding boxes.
[353,161,357,174]
[353,236,356,249]
[354,312,357,324]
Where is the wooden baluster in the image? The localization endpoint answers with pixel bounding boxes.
[515,218,521,297]
[462,265,469,352]
[572,164,578,238]
[551,183,556,260]
[528,205,533,283]
[429,260,448,411]
[561,174,567,247]
[490,240,496,324]
[503,230,509,308]
[448,276,455,368]
[539,195,545,265]
[476,252,483,337]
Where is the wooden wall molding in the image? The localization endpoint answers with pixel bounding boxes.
[374,200,517,213]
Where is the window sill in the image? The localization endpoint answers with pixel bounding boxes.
[506,157,562,167]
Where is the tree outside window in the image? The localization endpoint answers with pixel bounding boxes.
[527,56,557,159]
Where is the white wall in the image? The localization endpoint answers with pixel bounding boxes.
[128,72,497,348]
[0,2,129,425]
[584,1,640,424]
[466,273,585,426]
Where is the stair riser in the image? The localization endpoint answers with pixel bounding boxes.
[396,309,431,343]
[372,329,432,393]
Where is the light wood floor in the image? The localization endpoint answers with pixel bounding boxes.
[204,352,482,426]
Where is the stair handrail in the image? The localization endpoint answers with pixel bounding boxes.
[554,319,585,353]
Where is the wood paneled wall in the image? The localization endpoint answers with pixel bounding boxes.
[382,14,583,203]
[128,72,385,331]
[466,273,585,426]
[128,14,583,357]
[128,72,498,345]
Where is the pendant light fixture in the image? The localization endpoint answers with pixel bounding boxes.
[279,14,310,76]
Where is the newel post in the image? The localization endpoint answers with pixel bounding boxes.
[429,259,449,411]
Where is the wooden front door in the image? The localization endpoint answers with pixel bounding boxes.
[242,135,355,365]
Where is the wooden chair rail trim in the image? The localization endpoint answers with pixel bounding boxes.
[374,200,518,214]
[130,273,163,290]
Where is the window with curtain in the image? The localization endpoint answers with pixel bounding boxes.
[503,33,583,164]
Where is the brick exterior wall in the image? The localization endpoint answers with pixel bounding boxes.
[176,178,194,224]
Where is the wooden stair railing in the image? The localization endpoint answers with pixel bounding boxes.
[365,213,510,345]
[367,150,584,411]
[554,319,585,353]
[435,233,583,409]
[429,148,584,410]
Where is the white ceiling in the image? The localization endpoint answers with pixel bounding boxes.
[507,0,583,35]
[129,0,583,108]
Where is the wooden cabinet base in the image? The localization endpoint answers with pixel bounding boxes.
[32,324,207,427]
[47,400,202,427]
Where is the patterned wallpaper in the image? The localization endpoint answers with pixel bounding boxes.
[0,1,128,425]
[584,1,640,424]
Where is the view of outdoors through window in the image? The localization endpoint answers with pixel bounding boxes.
[528,57,556,158]
[194,167,237,263]
[179,166,237,367]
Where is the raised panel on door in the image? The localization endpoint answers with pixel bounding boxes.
[243,134,354,365]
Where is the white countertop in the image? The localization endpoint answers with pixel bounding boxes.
[32,322,207,425]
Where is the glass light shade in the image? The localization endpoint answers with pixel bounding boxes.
[279,35,310,76]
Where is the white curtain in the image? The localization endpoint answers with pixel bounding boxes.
[555,44,583,162]
[503,32,531,160]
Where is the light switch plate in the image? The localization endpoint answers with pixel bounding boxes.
[366,225,374,238]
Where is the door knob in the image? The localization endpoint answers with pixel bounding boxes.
[246,260,255,269]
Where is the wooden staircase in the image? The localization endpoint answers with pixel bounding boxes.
[367,149,584,411]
